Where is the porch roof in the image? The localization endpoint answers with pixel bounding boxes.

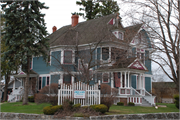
[12,70,39,78]
[96,58,148,73]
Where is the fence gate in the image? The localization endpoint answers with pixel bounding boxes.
[58,80,100,106]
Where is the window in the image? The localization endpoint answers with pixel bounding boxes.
[102,73,109,83]
[78,59,88,71]
[118,32,123,40]
[111,48,124,61]
[102,47,109,60]
[64,51,72,64]
[39,77,42,90]
[63,75,71,84]
[136,48,145,63]
[47,76,50,85]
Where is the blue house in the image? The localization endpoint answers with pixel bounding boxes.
[32,13,155,106]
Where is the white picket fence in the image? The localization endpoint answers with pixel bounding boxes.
[58,80,101,106]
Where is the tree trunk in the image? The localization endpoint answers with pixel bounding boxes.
[23,56,30,105]
[3,73,10,101]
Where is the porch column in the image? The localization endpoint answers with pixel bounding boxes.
[13,80,15,90]
[120,72,122,87]
[142,73,144,89]
[109,47,111,60]
[128,72,130,88]
[111,72,114,88]
[138,74,141,89]
[124,71,127,88]
[72,76,75,89]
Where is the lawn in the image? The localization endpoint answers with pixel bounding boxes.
[107,103,179,115]
[0,102,50,114]
[0,102,179,115]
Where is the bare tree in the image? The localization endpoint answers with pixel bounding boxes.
[121,0,179,90]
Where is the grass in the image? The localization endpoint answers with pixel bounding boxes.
[106,103,179,115]
[0,102,50,114]
[0,102,179,115]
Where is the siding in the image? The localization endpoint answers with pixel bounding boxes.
[145,77,151,92]
[51,51,61,72]
[145,50,152,74]
[51,75,60,84]
[97,48,101,68]
[33,56,50,74]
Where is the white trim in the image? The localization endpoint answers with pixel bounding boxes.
[72,50,75,64]
[39,74,50,77]
[61,50,64,64]
[144,74,152,77]
[31,57,33,69]
[50,51,52,66]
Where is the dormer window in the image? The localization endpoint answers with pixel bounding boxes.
[112,31,124,40]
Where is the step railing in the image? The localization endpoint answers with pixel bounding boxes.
[143,90,155,106]
[130,87,141,96]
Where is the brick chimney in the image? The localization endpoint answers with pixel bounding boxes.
[52,26,57,33]
[71,14,79,27]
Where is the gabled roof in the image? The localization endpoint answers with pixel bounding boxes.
[48,14,143,47]
[13,70,39,78]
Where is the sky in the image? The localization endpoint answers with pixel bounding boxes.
[40,0,86,34]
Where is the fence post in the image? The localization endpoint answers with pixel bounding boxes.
[98,80,101,104]
[58,79,62,105]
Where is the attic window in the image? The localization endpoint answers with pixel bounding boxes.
[118,32,123,39]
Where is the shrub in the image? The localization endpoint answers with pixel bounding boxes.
[101,84,118,112]
[174,94,179,109]
[90,104,108,114]
[128,102,135,106]
[117,102,124,106]
[35,83,58,105]
[28,96,34,102]
[73,103,81,109]
[43,105,63,115]
[62,99,74,111]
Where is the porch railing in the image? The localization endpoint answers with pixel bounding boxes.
[8,86,24,102]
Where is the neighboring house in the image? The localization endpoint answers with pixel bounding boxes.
[152,82,178,103]
[30,13,155,106]
[7,70,38,102]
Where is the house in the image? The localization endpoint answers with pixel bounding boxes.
[13,13,155,106]
[7,70,38,102]
[152,82,178,103]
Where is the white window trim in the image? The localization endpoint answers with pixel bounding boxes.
[61,50,75,64]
